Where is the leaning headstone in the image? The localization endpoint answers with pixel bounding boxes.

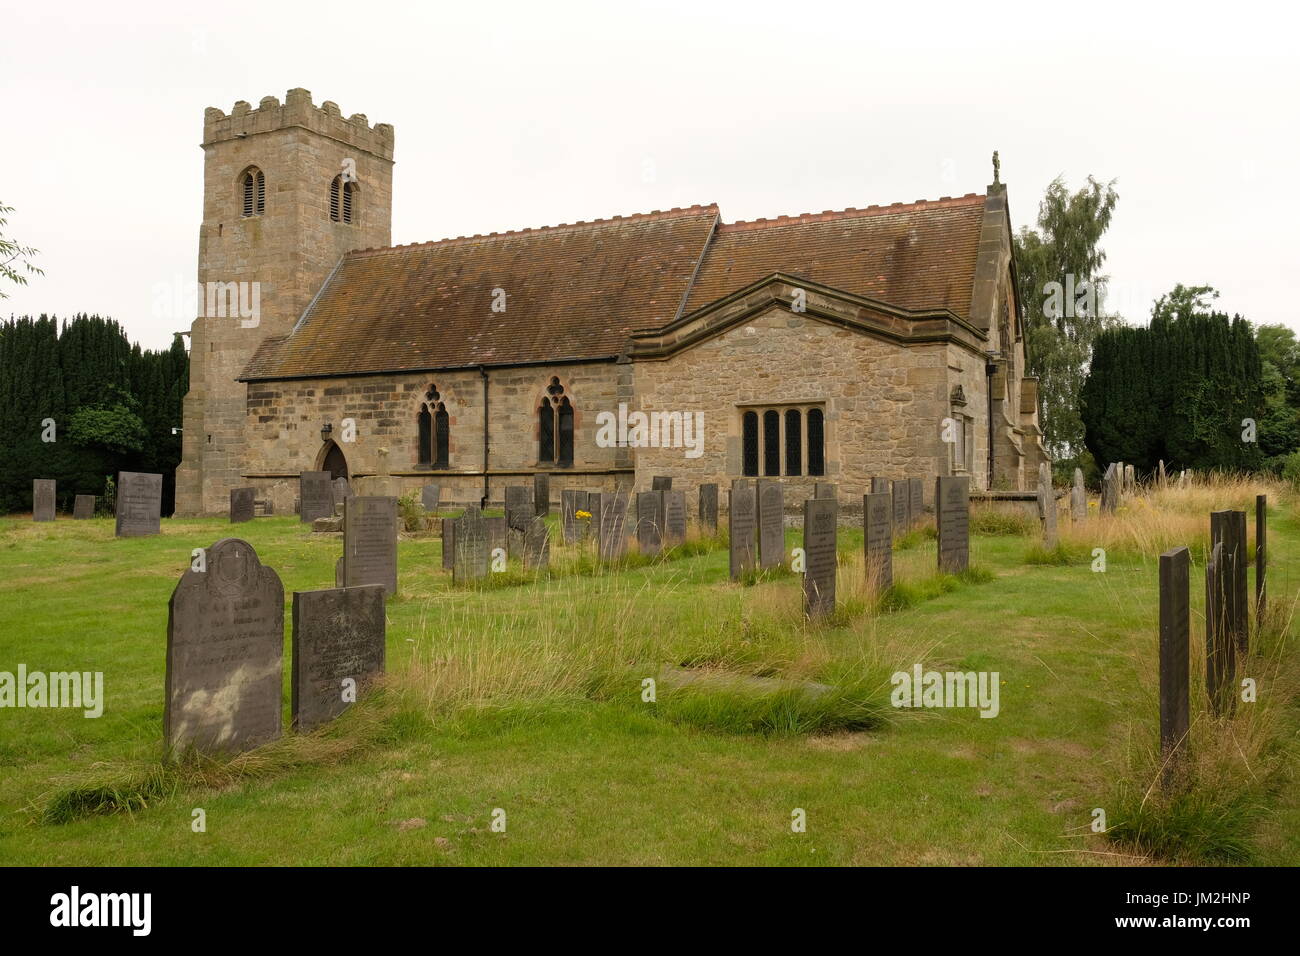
[1100,464,1119,515]
[935,476,970,573]
[300,471,334,523]
[1210,510,1248,658]
[664,490,687,547]
[815,482,837,500]
[802,497,838,618]
[230,487,255,523]
[165,538,283,753]
[342,496,399,595]
[1036,463,1058,549]
[1205,541,1233,715]
[1070,468,1087,522]
[505,486,532,531]
[908,478,924,526]
[441,518,455,571]
[891,480,908,533]
[115,472,162,537]
[453,506,489,584]
[652,476,672,491]
[728,481,757,579]
[73,494,96,520]
[698,483,719,534]
[863,491,893,591]
[291,585,386,732]
[757,480,784,568]
[636,491,664,555]
[533,473,550,517]
[420,483,441,512]
[523,515,550,570]
[1256,494,1267,618]
[1159,546,1191,784]
[32,479,55,522]
[598,492,629,562]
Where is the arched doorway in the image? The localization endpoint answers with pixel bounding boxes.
[318,440,349,480]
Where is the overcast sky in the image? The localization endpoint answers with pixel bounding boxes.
[2,0,1296,350]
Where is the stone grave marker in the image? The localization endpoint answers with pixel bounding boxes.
[1205,541,1234,715]
[728,481,757,579]
[533,473,550,517]
[334,556,344,587]
[342,496,399,595]
[698,483,718,534]
[333,477,353,506]
[1159,546,1191,782]
[165,538,283,753]
[815,482,837,500]
[421,483,440,512]
[453,506,489,584]
[33,479,55,522]
[664,490,687,547]
[870,477,889,494]
[1070,468,1087,521]
[909,478,924,527]
[935,476,970,573]
[73,494,96,520]
[291,584,386,732]
[636,491,664,554]
[802,497,838,618]
[116,471,162,537]
[1124,463,1136,498]
[505,486,532,530]
[299,471,334,524]
[863,491,893,591]
[652,476,672,491]
[485,516,508,559]
[588,492,604,544]
[1037,463,1058,548]
[891,480,908,532]
[523,515,550,570]
[757,480,784,568]
[441,518,455,571]
[1210,510,1248,657]
[230,487,255,523]
[1256,494,1267,617]
[1100,464,1119,514]
[561,489,588,544]
[598,492,629,562]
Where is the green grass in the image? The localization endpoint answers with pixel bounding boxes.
[0,494,1297,866]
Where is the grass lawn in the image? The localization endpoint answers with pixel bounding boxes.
[1,478,1296,866]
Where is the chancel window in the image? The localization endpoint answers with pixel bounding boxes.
[538,377,574,467]
[418,386,449,468]
[741,405,825,477]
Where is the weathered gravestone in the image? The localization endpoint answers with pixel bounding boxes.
[523,515,550,570]
[333,477,354,506]
[1157,460,1167,486]
[505,486,532,530]
[802,497,838,618]
[1124,463,1136,498]
[441,518,455,570]
[909,478,924,526]
[421,483,441,512]
[73,494,96,520]
[561,489,588,544]
[116,471,162,537]
[291,585,386,732]
[935,476,970,573]
[342,496,399,595]
[1256,494,1267,617]
[870,477,890,494]
[698,483,719,534]
[757,480,784,568]
[1205,541,1234,715]
[664,490,687,547]
[1100,464,1119,514]
[652,476,672,491]
[230,487,255,524]
[863,491,893,591]
[165,538,283,753]
[1159,546,1191,783]
[533,473,550,517]
[1210,510,1248,658]
[892,480,909,533]
[1037,463,1058,548]
[598,492,630,562]
[453,506,489,584]
[588,492,604,544]
[636,491,664,554]
[485,516,508,559]
[32,479,55,522]
[1070,468,1087,521]
[815,482,837,500]
[728,481,757,579]
[299,471,334,524]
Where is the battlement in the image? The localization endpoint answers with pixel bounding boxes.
[203,88,395,160]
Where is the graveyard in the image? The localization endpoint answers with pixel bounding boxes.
[0,473,1295,866]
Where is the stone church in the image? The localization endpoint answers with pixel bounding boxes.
[175,88,1046,516]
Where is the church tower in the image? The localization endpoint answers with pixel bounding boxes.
[175,88,394,514]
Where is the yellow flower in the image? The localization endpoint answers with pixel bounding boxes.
[576,510,591,519]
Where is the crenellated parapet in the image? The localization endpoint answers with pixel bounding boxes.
[203,88,395,160]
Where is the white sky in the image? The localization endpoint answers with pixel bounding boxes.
[1,0,1296,351]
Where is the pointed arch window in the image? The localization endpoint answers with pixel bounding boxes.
[538,377,574,467]
[241,167,265,217]
[330,174,357,224]
[418,385,450,468]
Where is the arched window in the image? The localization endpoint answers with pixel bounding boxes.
[763,410,780,476]
[807,408,825,476]
[784,409,802,476]
[538,377,574,467]
[742,411,759,477]
[418,385,449,468]
[241,167,265,217]
[329,174,357,224]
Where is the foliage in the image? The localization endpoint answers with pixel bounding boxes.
[0,201,43,297]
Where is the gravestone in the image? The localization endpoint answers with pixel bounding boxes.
[32,479,55,522]
[421,483,441,512]
[73,494,95,520]
[505,486,532,530]
[652,476,672,491]
[815,482,837,500]
[1100,464,1119,514]
[909,478,924,526]
[891,480,909,533]
[165,538,283,753]
[453,506,489,584]
[1124,463,1136,498]
[1210,510,1248,658]
[485,516,507,559]
[863,491,893,591]
[664,490,687,547]
[334,556,344,587]
[333,477,353,506]
[1205,541,1234,715]
[1159,546,1191,782]
[533,473,550,517]
[636,491,664,555]
[1071,468,1087,521]
[523,515,550,570]
[757,480,784,568]
[935,476,970,573]
[1157,460,1167,486]
[698,483,719,533]
[342,496,399,595]
[728,481,757,579]
[598,492,629,562]
[802,497,838,618]
[230,487,255,524]
[1256,494,1267,618]
[870,477,889,494]
[1037,463,1057,548]
[299,471,334,524]
[561,489,588,544]
[115,471,162,537]
[441,518,455,570]
[588,492,604,544]
[291,585,386,732]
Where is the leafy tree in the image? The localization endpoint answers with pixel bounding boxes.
[0,201,43,297]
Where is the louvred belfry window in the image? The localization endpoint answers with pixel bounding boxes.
[538,378,574,467]
[330,174,356,224]
[241,167,265,217]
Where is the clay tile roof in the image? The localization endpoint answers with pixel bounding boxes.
[242,205,721,379]
[683,193,986,316]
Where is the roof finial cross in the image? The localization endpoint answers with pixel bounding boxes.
[992,150,1001,184]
